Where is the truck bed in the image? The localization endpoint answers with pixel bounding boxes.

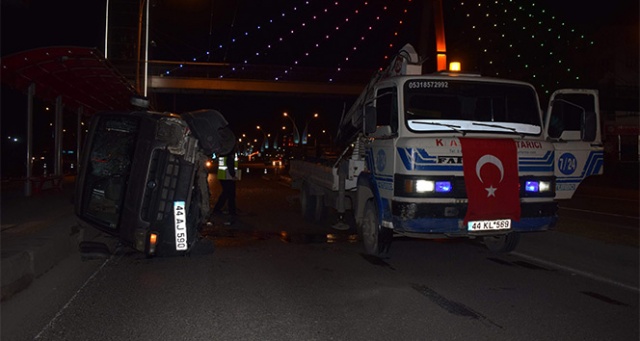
[289,159,339,191]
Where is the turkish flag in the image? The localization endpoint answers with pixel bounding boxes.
[460,138,521,224]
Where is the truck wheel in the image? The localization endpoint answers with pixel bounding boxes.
[484,233,520,253]
[301,184,323,222]
[360,200,392,257]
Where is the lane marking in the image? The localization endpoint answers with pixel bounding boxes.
[576,193,638,202]
[512,252,639,293]
[35,253,121,339]
[559,206,639,220]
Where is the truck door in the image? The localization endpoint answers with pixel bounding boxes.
[369,86,398,222]
[544,89,604,199]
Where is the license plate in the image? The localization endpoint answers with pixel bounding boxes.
[467,219,511,231]
[173,201,187,251]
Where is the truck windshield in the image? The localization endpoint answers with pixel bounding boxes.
[79,115,139,230]
[404,79,541,135]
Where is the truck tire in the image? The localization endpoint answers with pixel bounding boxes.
[359,200,392,257]
[301,183,323,222]
[483,233,520,253]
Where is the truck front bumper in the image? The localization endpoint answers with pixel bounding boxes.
[391,201,558,235]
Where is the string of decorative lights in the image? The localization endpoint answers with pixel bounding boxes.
[448,0,594,95]
[155,0,595,94]
[158,0,314,77]
[158,1,409,82]
[272,0,385,82]
[377,0,416,70]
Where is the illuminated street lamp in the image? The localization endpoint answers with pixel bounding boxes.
[273,126,286,150]
[301,113,319,145]
[283,112,300,145]
[257,125,270,152]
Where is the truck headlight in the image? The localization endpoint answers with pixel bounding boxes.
[521,178,555,197]
[525,180,552,193]
[414,180,434,193]
[404,179,452,194]
[395,175,457,197]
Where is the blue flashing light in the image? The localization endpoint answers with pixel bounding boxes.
[525,181,539,192]
[435,181,452,193]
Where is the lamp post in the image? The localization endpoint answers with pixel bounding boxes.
[273,126,286,150]
[237,135,244,156]
[256,125,270,152]
[283,112,300,145]
[301,113,319,145]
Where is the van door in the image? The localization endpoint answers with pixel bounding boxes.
[544,89,604,199]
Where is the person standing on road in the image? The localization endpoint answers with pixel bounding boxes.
[213,145,240,224]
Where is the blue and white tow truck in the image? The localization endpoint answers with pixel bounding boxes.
[289,44,603,256]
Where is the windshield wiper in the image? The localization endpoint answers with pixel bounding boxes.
[472,122,525,138]
[413,121,465,135]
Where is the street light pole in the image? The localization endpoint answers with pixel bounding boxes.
[256,125,270,152]
[301,113,319,145]
[283,112,300,145]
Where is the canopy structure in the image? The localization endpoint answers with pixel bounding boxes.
[1,46,139,113]
[1,46,141,196]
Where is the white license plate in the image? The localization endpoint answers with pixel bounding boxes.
[173,201,187,251]
[467,219,511,231]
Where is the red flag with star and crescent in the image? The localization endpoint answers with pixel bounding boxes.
[460,138,521,224]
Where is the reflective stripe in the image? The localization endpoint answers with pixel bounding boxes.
[217,156,228,179]
[217,155,240,180]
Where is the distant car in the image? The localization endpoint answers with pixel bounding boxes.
[262,154,284,167]
[75,109,234,257]
[270,156,284,167]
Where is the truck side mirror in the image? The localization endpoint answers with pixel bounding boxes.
[364,106,377,134]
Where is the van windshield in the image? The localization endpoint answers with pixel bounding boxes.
[404,79,542,135]
[79,115,139,230]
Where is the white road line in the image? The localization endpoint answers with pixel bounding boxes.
[560,206,640,220]
[577,194,638,202]
[512,251,640,293]
[34,254,119,339]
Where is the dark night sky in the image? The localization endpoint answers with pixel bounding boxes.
[1,0,638,176]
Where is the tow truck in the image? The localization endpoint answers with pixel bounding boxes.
[289,44,603,256]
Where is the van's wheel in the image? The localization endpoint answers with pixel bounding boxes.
[301,183,323,222]
[484,233,520,253]
[359,200,392,257]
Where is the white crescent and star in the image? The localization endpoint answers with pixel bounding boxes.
[475,154,504,197]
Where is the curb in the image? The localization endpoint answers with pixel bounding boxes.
[0,214,80,301]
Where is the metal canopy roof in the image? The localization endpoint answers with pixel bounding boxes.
[1,46,139,114]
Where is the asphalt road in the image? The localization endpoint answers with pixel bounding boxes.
[1,163,638,341]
